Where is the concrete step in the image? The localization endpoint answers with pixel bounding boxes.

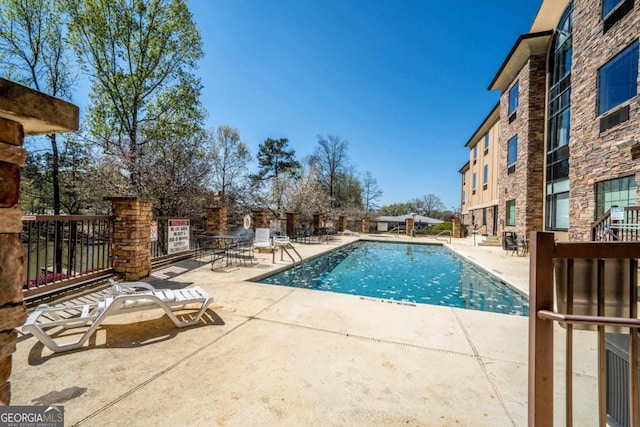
[478,235,501,247]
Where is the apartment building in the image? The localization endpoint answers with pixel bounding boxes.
[460,0,639,241]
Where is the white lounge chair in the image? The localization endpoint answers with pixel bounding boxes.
[22,283,213,352]
[253,228,273,251]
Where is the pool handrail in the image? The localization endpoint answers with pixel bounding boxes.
[434,230,451,244]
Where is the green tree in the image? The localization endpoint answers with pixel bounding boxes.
[0,0,75,215]
[251,137,301,216]
[63,0,205,195]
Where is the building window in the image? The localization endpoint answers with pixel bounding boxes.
[602,0,623,17]
[473,145,478,163]
[462,190,466,204]
[546,3,573,231]
[595,175,637,218]
[484,132,490,152]
[546,179,570,231]
[472,173,477,194]
[598,41,639,116]
[507,135,518,167]
[506,200,516,226]
[508,81,519,116]
[482,208,487,226]
[462,171,466,185]
[483,164,488,188]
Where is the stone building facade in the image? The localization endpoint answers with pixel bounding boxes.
[459,0,640,241]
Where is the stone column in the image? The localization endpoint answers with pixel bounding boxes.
[0,118,27,405]
[313,213,324,235]
[205,207,227,235]
[252,210,268,230]
[406,217,415,236]
[452,217,463,238]
[107,197,153,281]
[362,216,370,233]
[338,216,347,232]
[286,212,298,239]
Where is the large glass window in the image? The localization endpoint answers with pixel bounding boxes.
[546,179,570,230]
[508,82,519,115]
[484,132,490,151]
[598,41,639,115]
[483,164,489,185]
[506,200,516,226]
[546,3,573,231]
[603,0,624,17]
[507,135,518,166]
[472,173,477,190]
[595,175,637,218]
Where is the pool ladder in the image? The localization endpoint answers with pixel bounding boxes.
[273,241,303,266]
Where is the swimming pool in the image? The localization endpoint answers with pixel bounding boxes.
[256,241,528,316]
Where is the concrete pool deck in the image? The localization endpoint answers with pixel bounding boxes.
[13,235,598,426]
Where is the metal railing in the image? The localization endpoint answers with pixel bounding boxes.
[529,232,640,426]
[592,206,640,241]
[22,215,114,298]
[434,230,452,244]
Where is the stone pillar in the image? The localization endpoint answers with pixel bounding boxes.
[452,217,463,238]
[0,118,27,405]
[108,197,153,281]
[362,216,370,233]
[286,212,298,239]
[338,216,347,232]
[312,213,324,235]
[406,217,415,236]
[205,206,227,235]
[252,210,268,230]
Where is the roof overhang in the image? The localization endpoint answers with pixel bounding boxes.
[464,102,500,148]
[530,0,571,33]
[488,31,553,92]
[458,161,470,174]
[0,78,79,135]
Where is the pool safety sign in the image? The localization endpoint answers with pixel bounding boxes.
[611,207,625,221]
[168,219,190,254]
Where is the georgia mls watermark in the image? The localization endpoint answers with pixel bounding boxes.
[0,406,64,427]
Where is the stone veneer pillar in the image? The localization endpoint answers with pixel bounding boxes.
[362,216,370,233]
[338,216,347,232]
[252,210,268,230]
[286,213,298,239]
[107,197,153,281]
[406,217,415,236]
[205,207,227,235]
[452,217,463,238]
[312,213,324,235]
[0,118,27,404]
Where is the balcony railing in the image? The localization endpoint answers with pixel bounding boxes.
[529,232,640,426]
[592,206,640,241]
[22,215,114,298]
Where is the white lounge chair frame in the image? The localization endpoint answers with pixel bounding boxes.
[22,283,213,352]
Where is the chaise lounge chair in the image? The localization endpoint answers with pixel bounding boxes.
[22,282,213,353]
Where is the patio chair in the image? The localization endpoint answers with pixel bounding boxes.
[22,283,213,353]
[503,234,519,256]
[253,227,274,251]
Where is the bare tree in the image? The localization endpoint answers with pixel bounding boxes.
[207,125,251,209]
[361,171,382,213]
[310,134,349,207]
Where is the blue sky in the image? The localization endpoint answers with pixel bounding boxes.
[188,0,542,210]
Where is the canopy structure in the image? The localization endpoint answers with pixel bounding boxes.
[375,213,444,225]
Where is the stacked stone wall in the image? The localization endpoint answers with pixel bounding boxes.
[569,1,640,240]
[205,207,227,235]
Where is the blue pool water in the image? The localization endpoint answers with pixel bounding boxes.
[257,241,528,316]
